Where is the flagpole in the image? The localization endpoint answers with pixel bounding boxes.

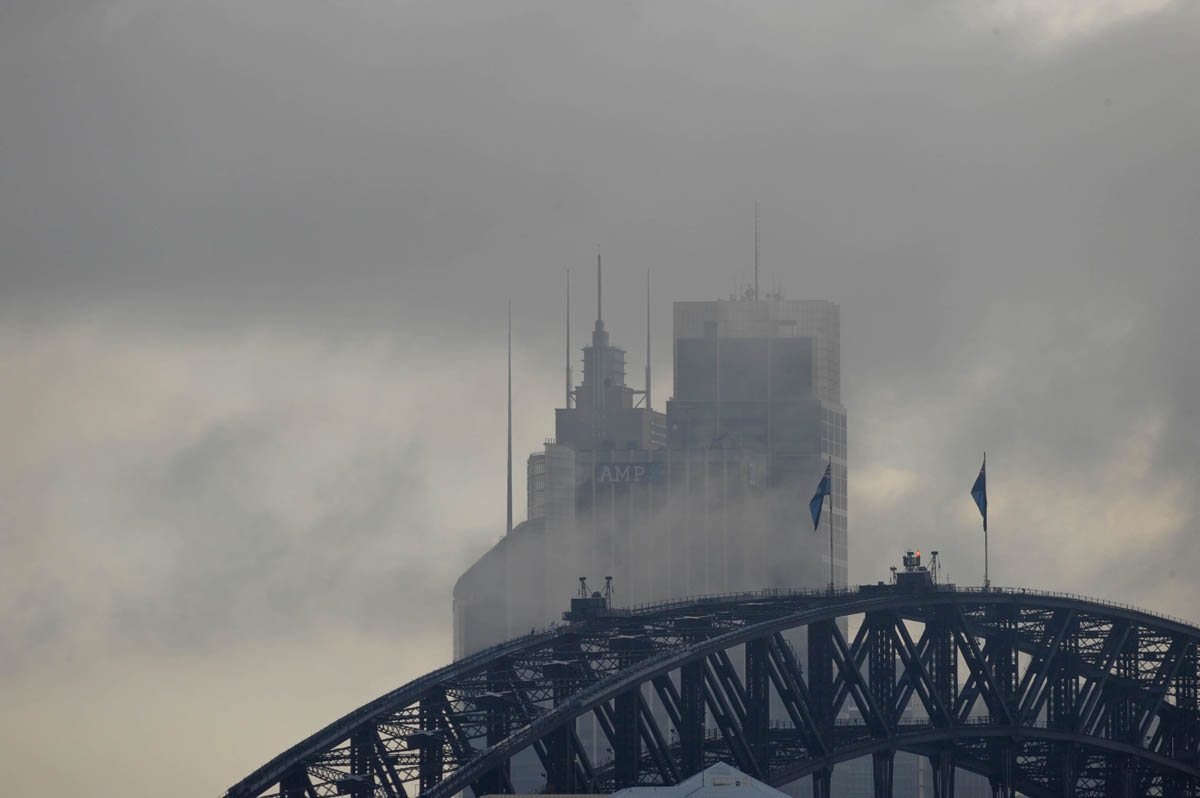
[983,451,989,590]
[828,457,834,593]
[809,461,833,592]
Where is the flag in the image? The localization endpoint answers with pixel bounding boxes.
[970,456,987,531]
[809,462,832,530]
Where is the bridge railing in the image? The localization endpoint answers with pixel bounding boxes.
[955,585,1195,628]
[609,584,1194,630]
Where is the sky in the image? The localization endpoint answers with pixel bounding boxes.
[1,1,1198,795]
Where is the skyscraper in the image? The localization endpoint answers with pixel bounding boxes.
[453,285,846,660]
[665,298,846,595]
[454,264,666,657]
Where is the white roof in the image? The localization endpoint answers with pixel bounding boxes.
[611,762,787,798]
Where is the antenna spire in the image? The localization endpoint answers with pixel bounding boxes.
[754,201,759,301]
[506,301,513,537]
[565,270,572,408]
[645,269,652,410]
[596,248,603,328]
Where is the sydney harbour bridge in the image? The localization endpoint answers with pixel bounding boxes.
[224,582,1200,798]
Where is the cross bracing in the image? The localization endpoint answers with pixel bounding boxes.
[225,587,1200,798]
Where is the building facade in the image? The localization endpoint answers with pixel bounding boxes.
[453,293,846,656]
[452,288,848,795]
[454,303,667,658]
[663,299,847,595]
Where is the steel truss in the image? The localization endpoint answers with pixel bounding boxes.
[226,588,1200,798]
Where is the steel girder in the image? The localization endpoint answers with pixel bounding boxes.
[225,588,1200,798]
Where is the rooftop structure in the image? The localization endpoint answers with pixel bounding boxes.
[455,279,847,664]
[664,297,847,595]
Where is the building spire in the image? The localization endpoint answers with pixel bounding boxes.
[754,201,759,301]
[589,249,608,426]
[596,248,603,330]
[645,268,652,410]
[506,301,513,537]
[565,269,572,409]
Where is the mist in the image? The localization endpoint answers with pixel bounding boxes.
[2,1,1199,795]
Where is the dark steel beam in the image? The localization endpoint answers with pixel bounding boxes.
[828,619,889,737]
[1016,609,1074,723]
[637,691,679,784]
[867,611,897,732]
[766,631,827,756]
[812,767,832,798]
[871,750,893,798]
[830,618,871,713]
[894,618,953,725]
[702,657,757,774]
[543,726,574,793]
[349,728,375,798]
[373,731,409,798]
[1078,620,1132,736]
[808,621,835,735]
[614,688,640,788]
[951,609,1014,725]
[929,747,955,798]
[228,590,1200,798]
[1136,637,1188,742]
[745,638,770,775]
[680,660,705,777]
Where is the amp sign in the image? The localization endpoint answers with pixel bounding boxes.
[595,462,663,484]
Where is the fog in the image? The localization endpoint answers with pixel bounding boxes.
[1,2,1198,795]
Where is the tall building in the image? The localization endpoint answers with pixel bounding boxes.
[454,265,667,658]
[664,299,847,595]
[452,276,848,795]
[453,281,846,659]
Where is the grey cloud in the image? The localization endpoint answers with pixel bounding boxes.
[147,422,457,639]
[2,0,1195,646]
[2,2,1192,337]
[2,2,1199,794]
[0,334,510,682]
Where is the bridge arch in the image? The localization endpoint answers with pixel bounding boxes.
[225,587,1200,798]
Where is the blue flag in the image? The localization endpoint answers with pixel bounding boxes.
[970,456,987,531]
[809,462,832,531]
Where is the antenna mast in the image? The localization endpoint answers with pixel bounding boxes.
[645,269,652,410]
[596,249,602,325]
[592,250,603,450]
[754,201,759,301]
[565,270,572,408]
[506,301,513,537]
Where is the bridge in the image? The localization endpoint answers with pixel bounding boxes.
[225,584,1200,798]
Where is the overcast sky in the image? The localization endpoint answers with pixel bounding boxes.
[2,2,1198,795]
